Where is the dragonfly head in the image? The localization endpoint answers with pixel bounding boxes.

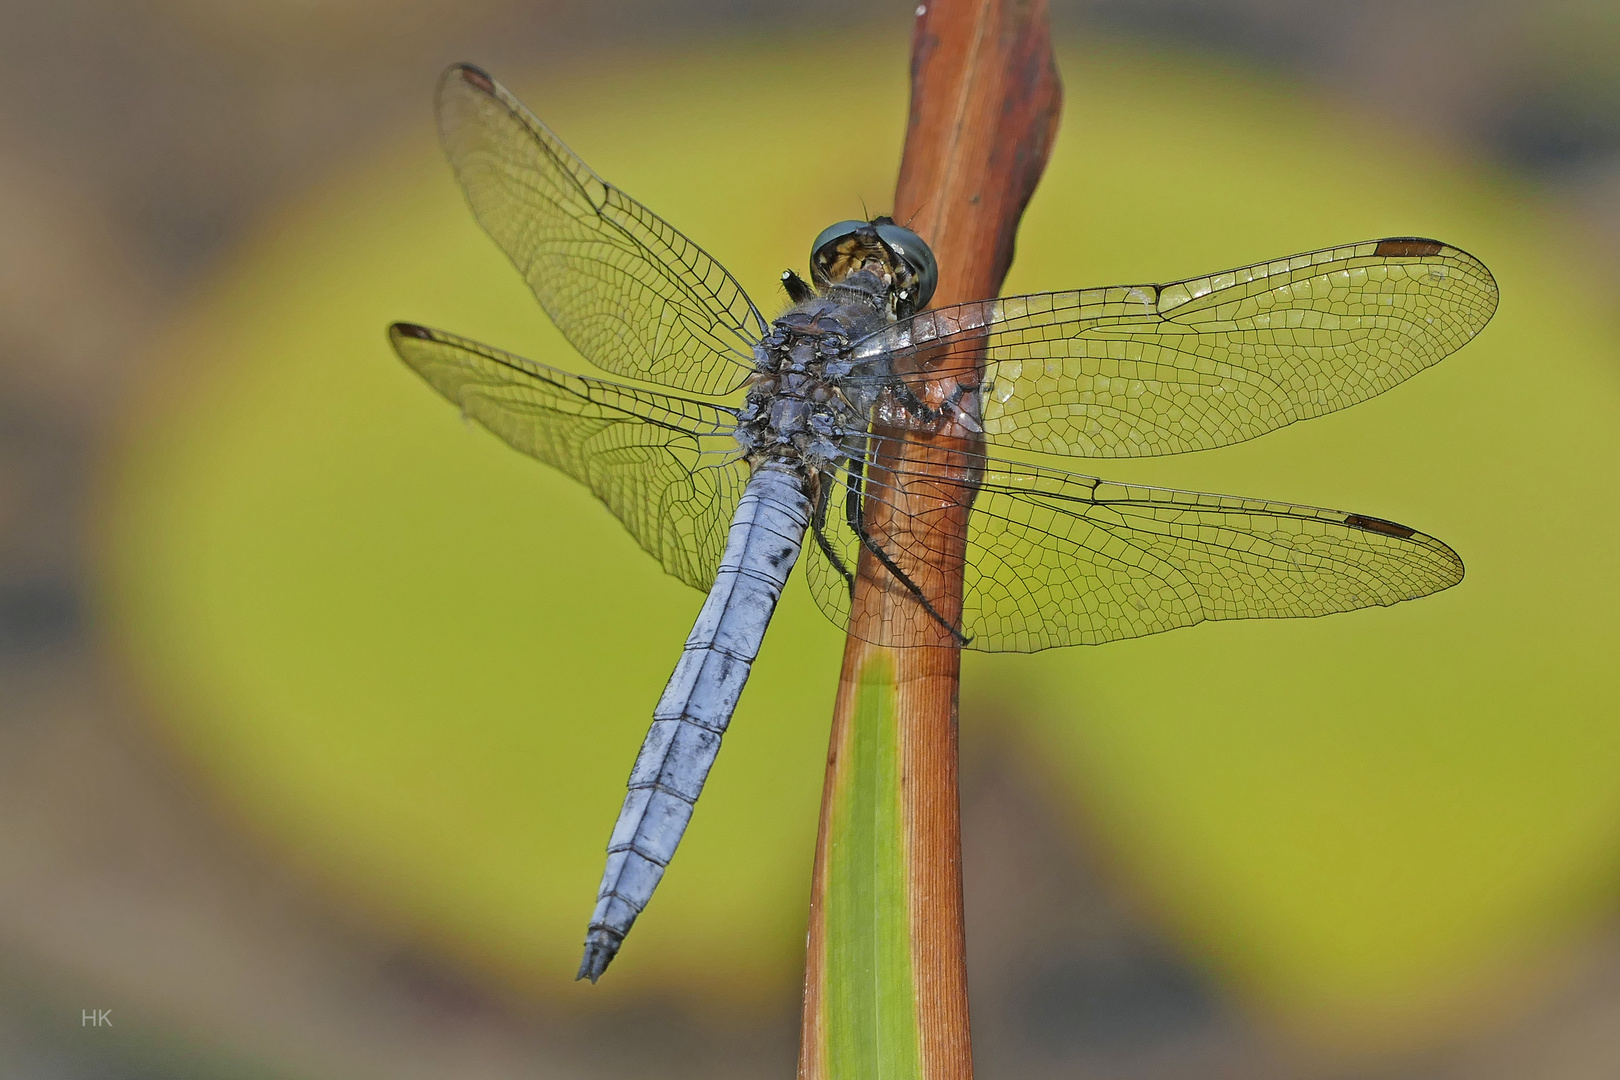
[809,217,938,317]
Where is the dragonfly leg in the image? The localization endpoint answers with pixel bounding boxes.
[810,469,855,595]
[844,455,865,536]
[846,455,970,646]
[886,378,940,423]
[883,378,984,432]
[781,268,815,304]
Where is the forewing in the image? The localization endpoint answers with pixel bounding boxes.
[802,439,1462,652]
[850,238,1496,457]
[435,64,766,396]
[391,323,751,591]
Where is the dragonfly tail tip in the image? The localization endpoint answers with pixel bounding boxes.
[576,930,623,983]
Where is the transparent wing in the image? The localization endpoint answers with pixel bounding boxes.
[803,436,1463,652]
[391,323,751,591]
[435,64,767,397]
[847,238,1497,458]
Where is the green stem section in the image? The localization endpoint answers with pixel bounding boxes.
[824,652,920,1079]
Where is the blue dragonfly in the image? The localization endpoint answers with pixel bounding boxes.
[391,63,1497,981]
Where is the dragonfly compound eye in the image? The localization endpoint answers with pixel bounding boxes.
[873,221,937,309]
[809,220,870,277]
[810,219,938,310]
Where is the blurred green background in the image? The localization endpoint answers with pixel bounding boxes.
[7,2,1620,1079]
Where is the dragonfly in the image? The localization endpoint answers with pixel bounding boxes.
[390,63,1497,983]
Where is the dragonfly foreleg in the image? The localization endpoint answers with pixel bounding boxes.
[781,269,816,304]
[887,378,937,422]
[882,377,982,433]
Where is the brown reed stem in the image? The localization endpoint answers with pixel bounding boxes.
[797,3,1062,1078]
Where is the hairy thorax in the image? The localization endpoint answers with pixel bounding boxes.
[733,271,896,470]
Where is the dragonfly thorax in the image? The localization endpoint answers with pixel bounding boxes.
[734,291,893,468]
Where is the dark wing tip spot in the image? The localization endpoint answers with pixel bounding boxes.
[1345,513,1416,539]
[454,63,496,94]
[1374,238,1445,258]
[392,322,433,340]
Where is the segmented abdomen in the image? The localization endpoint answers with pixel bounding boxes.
[578,459,811,981]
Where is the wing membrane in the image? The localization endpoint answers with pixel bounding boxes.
[849,238,1497,458]
[391,323,750,590]
[803,437,1463,652]
[435,64,766,396]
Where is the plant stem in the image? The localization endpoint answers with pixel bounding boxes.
[797,3,1062,1078]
